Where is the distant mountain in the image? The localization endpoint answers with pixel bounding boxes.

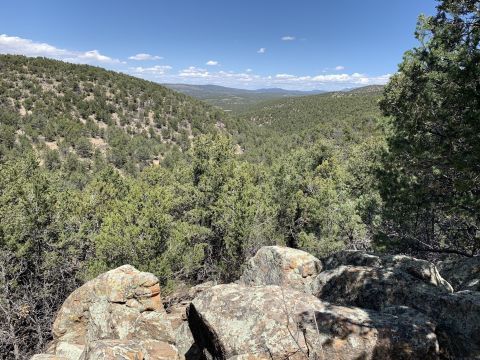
[163,84,326,113]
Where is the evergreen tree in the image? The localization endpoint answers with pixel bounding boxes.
[379,0,480,256]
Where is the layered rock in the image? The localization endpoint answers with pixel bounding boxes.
[33,265,179,360]
[239,246,322,292]
[188,283,439,360]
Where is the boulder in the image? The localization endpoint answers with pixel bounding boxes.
[174,323,204,360]
[437,256,480,291]
[310,265,451,310]
[410,288,480,358]
[310,263,480,357]
[188,283,439,360]
[164,282,215,331]
[239,246,322,291]
[43,265,177,360]
[321,252,452,292]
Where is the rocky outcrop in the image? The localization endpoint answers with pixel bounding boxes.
[187,283,439,359]
[438,256,480,291]
[33,265,179,360]
[239,246,322,292]
[308,252,479,358]
[31,247,480,360]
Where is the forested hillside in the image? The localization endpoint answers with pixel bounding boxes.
[235,89,385,162]
[0,55,227,175]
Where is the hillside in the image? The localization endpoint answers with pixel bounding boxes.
[164,83,325,113]
[235,87,385,162]
[0,55,228,173]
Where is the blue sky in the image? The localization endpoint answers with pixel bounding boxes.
[0,0,438,90]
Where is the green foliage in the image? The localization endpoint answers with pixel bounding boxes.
[379,0,480,256]
[0,54,230,173]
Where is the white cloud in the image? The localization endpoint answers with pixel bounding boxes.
[275,73,296,79]
[335,65,345,71]
[246,68,253,72]
[206,60,219,66]
[129,53,163,61]
[281,36,296,41]
[257,47,266,54]
[134,66,391,91]
[179,66,210,78]
[0,34,122,64]
[130,65,172,77]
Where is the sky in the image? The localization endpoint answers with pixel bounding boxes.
[0,0,438,90]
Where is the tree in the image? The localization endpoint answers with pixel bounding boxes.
[379,0,480,256]
[0,157,83,359]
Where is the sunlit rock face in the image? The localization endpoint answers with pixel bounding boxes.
[35,265,179,360]
[239,246,323,292]
[187,283,439,360]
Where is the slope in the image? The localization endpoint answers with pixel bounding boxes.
[0,55,228,173]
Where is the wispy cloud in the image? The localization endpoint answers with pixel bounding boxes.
[129,53,163,61]
[281,36,296,41]
[335,65,345,71]
[206,60,219,66]
[257,47,266,54]
[0,34,122,64]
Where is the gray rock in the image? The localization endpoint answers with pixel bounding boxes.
[188,283,439,360]
[310,263,480,358]
[81,339,179,360]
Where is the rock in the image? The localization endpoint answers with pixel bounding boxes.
[322,250,382,270]
[174,323,204,360]
[164,282,215,360]
[321,252,453,293]
[411,289,480,358]
[310,265,451,309]
[188,284,439,360]
[164,282,215,331]
[46,265,176,360]
[31,356,68,360]
[438,256,480,291]
[310,263,480,357]
[239,246,322,291]
[81,340,146,360]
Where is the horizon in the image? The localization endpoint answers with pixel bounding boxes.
[0,0,438,90]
